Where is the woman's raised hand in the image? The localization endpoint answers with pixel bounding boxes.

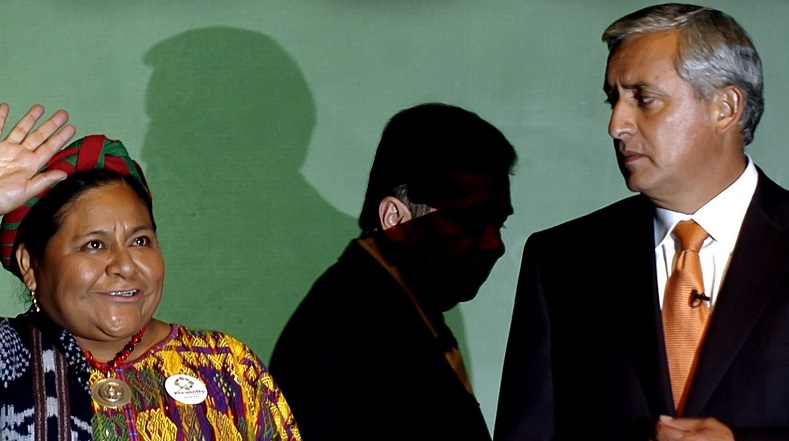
[0,103,74,215]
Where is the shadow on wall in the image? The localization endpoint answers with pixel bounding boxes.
[141,26,359,362]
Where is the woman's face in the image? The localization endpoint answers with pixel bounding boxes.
[19,181,164,343]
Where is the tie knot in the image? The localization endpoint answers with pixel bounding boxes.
[672,220,708,252]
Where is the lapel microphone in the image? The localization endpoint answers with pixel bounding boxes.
[691,290,711,307]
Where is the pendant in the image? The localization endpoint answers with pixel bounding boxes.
[91,377,133,408]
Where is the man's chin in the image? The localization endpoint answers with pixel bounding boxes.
[446,285,483,309]
[429,289,477,312]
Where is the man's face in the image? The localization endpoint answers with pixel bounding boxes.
[387,172,512,311]
[604,30,723,210]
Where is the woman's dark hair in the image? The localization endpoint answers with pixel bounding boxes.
[9,168,155,279]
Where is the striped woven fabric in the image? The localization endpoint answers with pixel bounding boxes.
[0,134,151,270]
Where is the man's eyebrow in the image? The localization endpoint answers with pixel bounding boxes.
[606,80,651,91]
[623,81,651,91]
[604,81,657,102]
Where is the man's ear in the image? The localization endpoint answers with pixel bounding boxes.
[713,85,745,135]
[378,196,413,231]
[15,244,37,292]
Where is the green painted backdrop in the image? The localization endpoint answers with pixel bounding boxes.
[2,0,787,432]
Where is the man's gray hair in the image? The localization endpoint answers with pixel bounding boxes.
[602,3,763,145]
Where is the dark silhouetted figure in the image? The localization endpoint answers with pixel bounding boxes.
[271,103,517,441]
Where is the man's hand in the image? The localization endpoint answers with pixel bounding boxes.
[655,415,735,441]
[0,103,74,215]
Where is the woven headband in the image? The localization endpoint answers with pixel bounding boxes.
[0,134,150,271]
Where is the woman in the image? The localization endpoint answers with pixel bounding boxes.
[0,104,301,441]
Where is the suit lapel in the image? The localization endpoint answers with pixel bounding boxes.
[685,173,789,414]
[612,196,677,414]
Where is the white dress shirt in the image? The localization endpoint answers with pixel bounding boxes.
[654,156,758,309]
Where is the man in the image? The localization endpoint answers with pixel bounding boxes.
[270,102,517,440]
[496,4,789,440]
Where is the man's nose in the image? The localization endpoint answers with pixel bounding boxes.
[479,225,505,258]
[608,100,636,141]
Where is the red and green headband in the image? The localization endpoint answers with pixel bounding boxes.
[0,134,150,270]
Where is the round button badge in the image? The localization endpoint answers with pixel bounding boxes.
[165,374,208,405]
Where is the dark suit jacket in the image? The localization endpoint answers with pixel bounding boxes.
[495,170,789,441]
[270,239,491,441]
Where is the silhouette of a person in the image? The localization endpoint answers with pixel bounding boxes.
[141,27,357,360]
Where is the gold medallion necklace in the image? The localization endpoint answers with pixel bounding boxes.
[83,326,147,408]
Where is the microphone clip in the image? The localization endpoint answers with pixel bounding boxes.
[690,290,711,307]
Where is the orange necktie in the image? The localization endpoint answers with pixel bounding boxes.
[662,220,710,413]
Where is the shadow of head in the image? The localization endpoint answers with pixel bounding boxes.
[140,26,357,359]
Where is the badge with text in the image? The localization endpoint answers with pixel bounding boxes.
[165,374,208,405]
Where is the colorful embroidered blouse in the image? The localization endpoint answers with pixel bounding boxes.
[0,312,301,441]
[91,323,300,441]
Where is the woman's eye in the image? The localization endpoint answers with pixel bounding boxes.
[133,236,150,246]
[86,240,103,250]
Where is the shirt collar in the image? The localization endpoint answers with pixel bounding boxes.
[654,154,758,249]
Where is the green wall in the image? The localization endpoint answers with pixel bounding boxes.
[2,0,787,431]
